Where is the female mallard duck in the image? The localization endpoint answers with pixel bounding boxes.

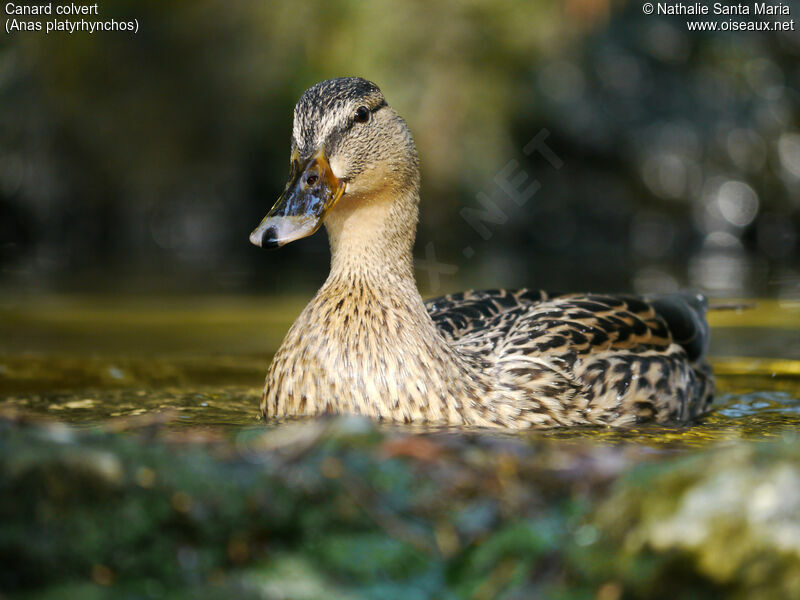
[250,77,713,429]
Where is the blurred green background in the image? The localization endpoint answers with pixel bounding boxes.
[1,0,799,299]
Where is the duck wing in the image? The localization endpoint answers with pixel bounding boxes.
[426,289,709,363]
[425,288,563,342]
[426,290,714,426]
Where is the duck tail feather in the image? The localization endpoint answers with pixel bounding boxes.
[647,291,710,363]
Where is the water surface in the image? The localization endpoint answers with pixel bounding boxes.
[1,295,799,449]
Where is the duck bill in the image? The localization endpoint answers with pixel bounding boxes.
[250,150,345,248]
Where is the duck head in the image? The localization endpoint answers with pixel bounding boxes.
[250,77,419,249]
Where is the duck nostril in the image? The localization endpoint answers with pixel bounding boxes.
[305,174,319,186]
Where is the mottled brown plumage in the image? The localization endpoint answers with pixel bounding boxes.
[254,77,714,429]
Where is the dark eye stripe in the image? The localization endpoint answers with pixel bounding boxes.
[321,99,389,152]
[350,100,387,127]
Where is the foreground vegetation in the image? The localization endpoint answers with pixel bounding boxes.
[2,414,799,599]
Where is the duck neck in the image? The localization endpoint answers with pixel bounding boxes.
[320,184,481,370]
[325,186,419,293]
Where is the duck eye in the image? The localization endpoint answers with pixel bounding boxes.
[354,106,370,123]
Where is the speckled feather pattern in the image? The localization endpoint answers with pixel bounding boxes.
[263,286,713,429]
[259,77,714,429]
[427,289,713,426]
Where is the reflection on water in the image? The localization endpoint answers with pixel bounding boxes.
[3,387,262,428]
[1,356,798,450]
